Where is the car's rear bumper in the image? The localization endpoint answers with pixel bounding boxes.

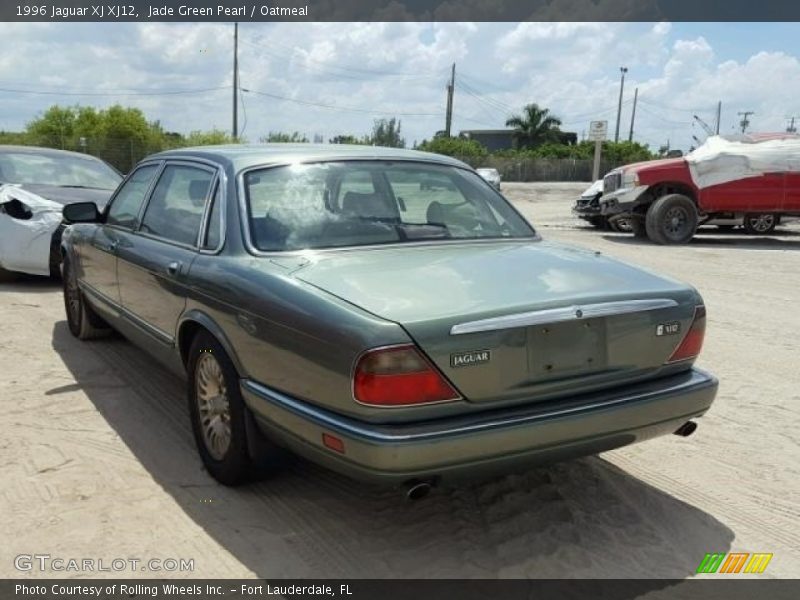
[241,367,718,485]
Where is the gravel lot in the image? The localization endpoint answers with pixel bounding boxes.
[1,182,798,580]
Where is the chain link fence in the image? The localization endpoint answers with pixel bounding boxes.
[456,156,625,182]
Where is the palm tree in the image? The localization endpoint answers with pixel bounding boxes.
[505,104,563,149]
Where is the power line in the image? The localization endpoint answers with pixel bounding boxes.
[241,87,442,117]
[0,85,228,97]
[635,103,691,127]
[455,82,515,119]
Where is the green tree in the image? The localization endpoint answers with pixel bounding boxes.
[262,131,309,143]
[329,134,368,145]
[417,136,488,158]
[26,105,78,148]
[184,129,238,146]
[505,103,562,149]
[368,118,404,148]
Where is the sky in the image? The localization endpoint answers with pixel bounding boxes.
[1,21,799,152]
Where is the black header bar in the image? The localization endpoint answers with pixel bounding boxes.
[4,0,800,22]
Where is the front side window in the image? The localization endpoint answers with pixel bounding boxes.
[106,164,159,229]
[141,164,214,246]
[244,161,534,251]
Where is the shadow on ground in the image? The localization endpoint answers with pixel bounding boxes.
[601,229,800,251]
[51,320,733,583]
[0,275,61,293]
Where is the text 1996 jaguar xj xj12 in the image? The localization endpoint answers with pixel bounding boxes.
[59,145,718,492]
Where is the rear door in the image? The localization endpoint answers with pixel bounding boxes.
[701,172,784,213]
[80,163,160,304]
[116,161,216,343]
[783,171,800,210]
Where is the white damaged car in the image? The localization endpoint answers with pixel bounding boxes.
[0,146,121,278]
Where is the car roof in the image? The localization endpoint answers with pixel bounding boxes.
[0,144,108,162]
[145,143,471,172]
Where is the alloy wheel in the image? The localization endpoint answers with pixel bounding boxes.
[195,353,232,460]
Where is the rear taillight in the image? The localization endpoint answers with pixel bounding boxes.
[353,345,459,407]
[667,305,706,363]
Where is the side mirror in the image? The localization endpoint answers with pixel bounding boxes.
[63,202,100,223]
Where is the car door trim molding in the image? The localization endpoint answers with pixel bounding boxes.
[449,298,679,335]
[80,280,175,346]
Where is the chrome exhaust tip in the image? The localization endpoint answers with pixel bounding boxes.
[673,421,698,437]
[404,480,433,501]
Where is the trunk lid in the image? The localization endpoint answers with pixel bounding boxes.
[294,241,700,404]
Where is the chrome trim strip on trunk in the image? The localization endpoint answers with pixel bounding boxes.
[450,298,679,335]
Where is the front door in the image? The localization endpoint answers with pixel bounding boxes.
[81,163,161,304]
[117,162,216,343]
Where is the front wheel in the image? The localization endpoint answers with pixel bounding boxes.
[645,194,698,245]
[610,216,633,233]
[188,332,254,486]
[743,213,777,235]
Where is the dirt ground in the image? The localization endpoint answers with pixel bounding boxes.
[1,182,798,581]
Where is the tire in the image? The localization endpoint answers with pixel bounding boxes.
[645,194,698,245]
[743,213,777,235]
[63,258,110,340]
[610,216,633,233]
[630,216,648,238]
[187,331,254,486]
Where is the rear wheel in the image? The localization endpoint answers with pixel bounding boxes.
[187,332,254,486]
[645,194,698,245]
[743,213,777,235]
[63,258,110,340]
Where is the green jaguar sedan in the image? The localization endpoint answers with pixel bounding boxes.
[59,145,718,495]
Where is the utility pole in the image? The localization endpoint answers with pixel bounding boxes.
[232,22,239,140]
[444,63,455,137]
[786,116,798,133]
[715,101,722,134]
[614,66,628,143]
[628,87,638,142]
[738,111,754,134]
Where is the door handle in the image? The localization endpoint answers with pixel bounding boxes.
[166,261,182,276]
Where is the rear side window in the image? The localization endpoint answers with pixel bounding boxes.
[141,164,214,246]
[106,164,159,229]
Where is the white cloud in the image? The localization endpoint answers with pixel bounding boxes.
[0,22,798,152]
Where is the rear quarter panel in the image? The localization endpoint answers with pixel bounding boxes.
[184,254,440,422]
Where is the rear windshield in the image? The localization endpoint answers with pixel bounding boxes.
[243,161,535,251]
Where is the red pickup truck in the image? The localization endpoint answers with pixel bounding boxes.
[600,133,800,244]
